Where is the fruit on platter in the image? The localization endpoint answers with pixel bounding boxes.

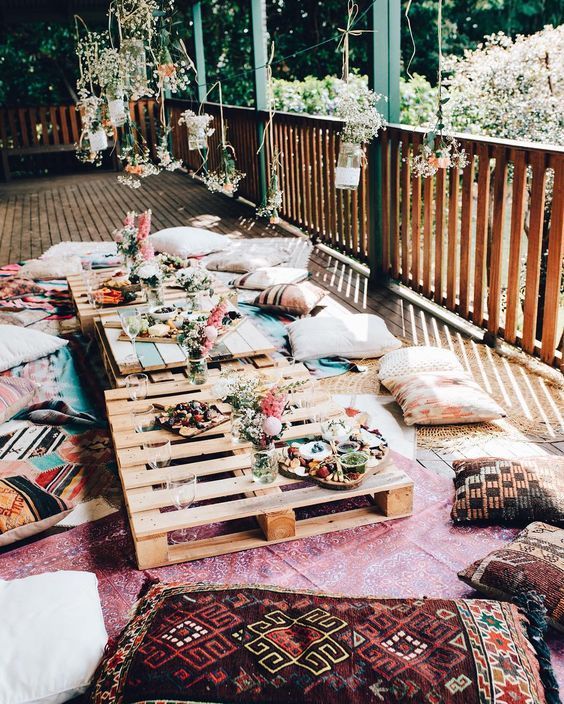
[157,400,226,436]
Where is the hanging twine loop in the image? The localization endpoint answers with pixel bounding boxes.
[337,1,362,82]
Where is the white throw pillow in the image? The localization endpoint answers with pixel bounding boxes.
[287,314,402,361]
[378,345,464,387]
[41,241,117,259]
[205,250,288,273]
[19,257,83,280]
[0,326,68,372]
[0,571,108,704]
[231,267,309,290]
[150,227,230,258]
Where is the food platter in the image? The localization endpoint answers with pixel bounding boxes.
[117,309,244,344]
[155,400,230,438]
[278,423,389,490]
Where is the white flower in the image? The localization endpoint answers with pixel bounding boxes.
[137,262,162,281]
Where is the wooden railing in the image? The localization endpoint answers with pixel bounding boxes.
[169,100,563,368]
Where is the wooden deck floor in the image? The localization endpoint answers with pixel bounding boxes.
[1,170,562,472]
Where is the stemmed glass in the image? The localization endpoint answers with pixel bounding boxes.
[125,373,148,402]
[146,440,172,470]
[167,472,197,544]
[120,310,142,364]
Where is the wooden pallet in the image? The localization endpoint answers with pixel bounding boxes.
[68,271,235,335]
[95,306,279,387]
[105,366,414,569]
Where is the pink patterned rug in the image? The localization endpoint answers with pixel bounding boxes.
[1,453,562,688]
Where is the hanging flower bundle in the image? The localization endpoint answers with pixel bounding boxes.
[409,0,468,178]
[203,142,246,196]
[74,0,195,188]
[257,149,283,223]
[333,3,385,191]
[178,110,215,151]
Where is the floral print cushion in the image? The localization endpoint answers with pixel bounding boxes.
[385,370,505,425]
[0,277,44,301]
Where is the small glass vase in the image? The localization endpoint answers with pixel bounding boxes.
[120,38,148,97]
[187,356,208,385]
[230,409,245,444]
[335,142,363,191]
[185,292,203,312]
[251,444,278,484]
[124,255,136,277]
[145,285,165,311]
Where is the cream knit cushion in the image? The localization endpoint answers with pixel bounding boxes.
[378,346,464,388]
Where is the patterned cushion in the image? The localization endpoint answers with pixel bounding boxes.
[231,267,309,290]
[90,583,555,704]
[459,522,564,633]
[451,457,564,526]
[378,346,464,387]
[0,377,36,423]
[385,371,505,426]
[0,277,43,301]
[0,475,71,546]
[253,283,325,316]
[19,256,83,280]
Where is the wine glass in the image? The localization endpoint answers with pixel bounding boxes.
[145,440,171,470]
[125,373,148,402]
[167,473,197,544]
[120,310,142,363]
[132,404,155,433]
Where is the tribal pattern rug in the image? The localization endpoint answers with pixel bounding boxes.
[90,582,554,704]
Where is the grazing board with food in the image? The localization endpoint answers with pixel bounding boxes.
[155,400,229,437]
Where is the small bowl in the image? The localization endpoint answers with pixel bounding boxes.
[150,305,181,322]
[299,440,332,461]
[340,451,369,475]
[320,419,353,443]
[336,440,360,455]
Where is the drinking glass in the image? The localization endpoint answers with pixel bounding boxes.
[120,310,142,363]
[132,404,155,433]
[125,373,148,402]
[145,440,171,470]
[167,472,197,544]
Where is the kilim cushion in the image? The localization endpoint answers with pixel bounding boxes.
[89,582,558,704]
[385,371,506,426]
[0,475,71,546]
[253,283,325,317]
[0,377,36,423]
[451,457,564,526]
[459,522,564,633]
[0,277,43,300]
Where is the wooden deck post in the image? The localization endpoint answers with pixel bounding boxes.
[192,1,208,103]
[250,0,268,207]
[368,0,401,283]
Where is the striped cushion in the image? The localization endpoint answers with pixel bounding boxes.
[231,267,309,290]
[0,277,43,301]
[0,475,71,546]
[0,377,36,423]
[253,284,324,317]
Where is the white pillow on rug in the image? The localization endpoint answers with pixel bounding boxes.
[288,314,402,361]
[150,227,230,258]
[378,345,464,387]
[205,249,289,273]
[19,256,83,280]
[231,267,309,290]
[0,326,68,372]
[0,571,108,704]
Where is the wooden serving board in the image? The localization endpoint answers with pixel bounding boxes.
[115,312,246,345]
[104,364,414,569]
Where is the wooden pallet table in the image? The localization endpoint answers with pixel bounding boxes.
[105,367,414,569]
[95,306,280,387]
[68,270,234,335]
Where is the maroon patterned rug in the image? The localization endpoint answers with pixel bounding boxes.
[0,454,562,688]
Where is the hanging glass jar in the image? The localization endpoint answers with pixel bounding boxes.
[335,142,363,191]
[120,39,148,97]
[145,284,165,311]
[187,356,209,385]
[251,444,278,484]
[188,124,208,151]
[107,92,127,128]
[88,128,108,152]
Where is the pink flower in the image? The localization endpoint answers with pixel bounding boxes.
[123,211,136,227]
[114,231,123,243]
[139,239,155,261]
[206,300,228,329]
[260,387,286,420]
[263,416,282,436]
[204,325,218,342]
[137,210,152,240]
